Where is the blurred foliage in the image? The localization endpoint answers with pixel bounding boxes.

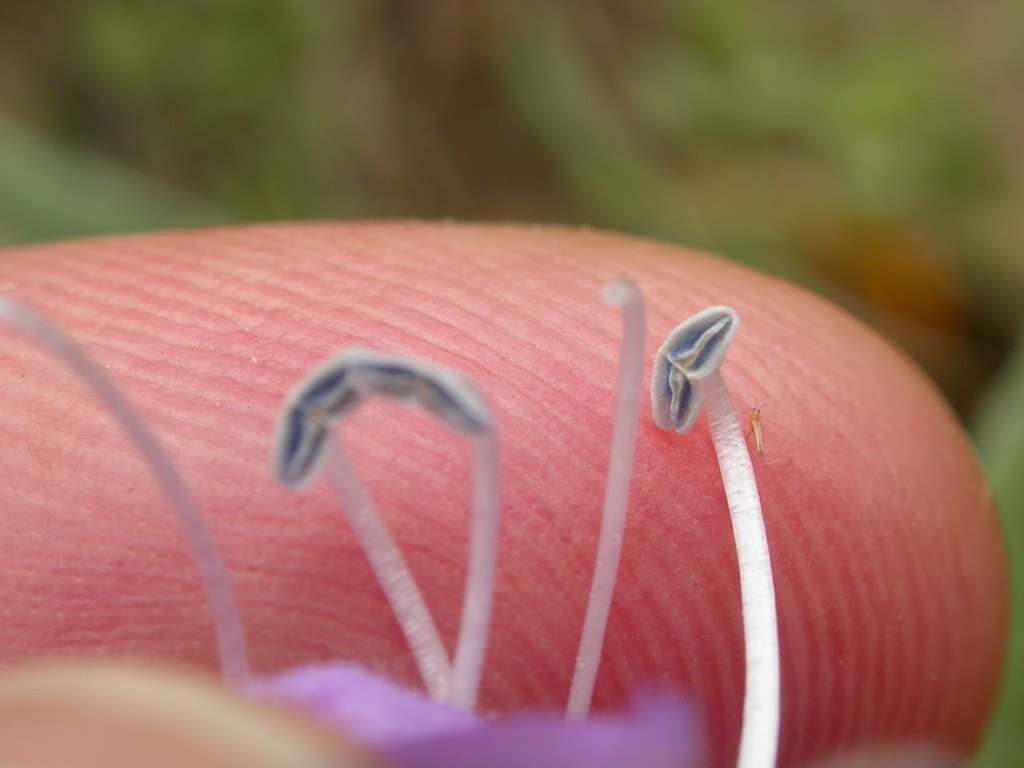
[975,333,1024,766]
[0,115,222,239]
[0,0,1020,414]
[0,0,1023,758]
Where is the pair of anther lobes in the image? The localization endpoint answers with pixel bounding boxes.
[274,301,738,488]
[275,350,493,488]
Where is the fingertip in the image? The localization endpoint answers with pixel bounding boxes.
[0,661,367,768]
[0,224,1007,766]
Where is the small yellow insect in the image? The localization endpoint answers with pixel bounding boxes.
[750,407,765,456]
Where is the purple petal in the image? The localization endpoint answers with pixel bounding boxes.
[383,692,702,768]
[248,663,702,768]
[246,663,479,744]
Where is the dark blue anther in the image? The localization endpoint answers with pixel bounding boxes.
[651,306,739,434]
[272,348,493,488]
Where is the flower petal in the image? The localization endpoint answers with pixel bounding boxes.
[382,691,701,768]
[248,664,701,768]
[247,663,478,745]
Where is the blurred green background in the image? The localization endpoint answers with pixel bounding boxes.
[0,1,1020,761]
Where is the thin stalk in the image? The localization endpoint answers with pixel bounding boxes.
[449,430,501,711]
[277,349,502,709]
[567,280,646,719]
[325,439,453,701]
[0,297,249,682]
[704,370,780,768]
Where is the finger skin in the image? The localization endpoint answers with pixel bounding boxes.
[0,224,1007,767]
[0,661,368,768]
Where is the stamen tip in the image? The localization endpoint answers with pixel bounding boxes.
[601,279,640,308]
[271,349,497,491]
[651,305,741,433]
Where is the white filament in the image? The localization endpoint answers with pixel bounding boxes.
[0,297,249,682]
[323,431,501,711]
[283,348,504,710]
[324,440,453,701]
[449,430,501,710]
[567,280,646,718]
[704,371,780,768]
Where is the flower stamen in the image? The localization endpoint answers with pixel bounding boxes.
[273,349,499,710]
[652,306,780,768]
[568,280,646,719]
[0,296,249,683]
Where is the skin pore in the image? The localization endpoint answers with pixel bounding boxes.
[0,224,1007,767]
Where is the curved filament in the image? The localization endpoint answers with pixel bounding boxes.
[324,440,453,700]
[0,296,249,682]
[568,280,646,718]
[273,349,501,709]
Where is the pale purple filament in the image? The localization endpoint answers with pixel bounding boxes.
[568,281,646,718]
[325,440,454,701]
[0,296,249,682]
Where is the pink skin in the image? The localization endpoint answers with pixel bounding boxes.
[0,223,1007,767]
